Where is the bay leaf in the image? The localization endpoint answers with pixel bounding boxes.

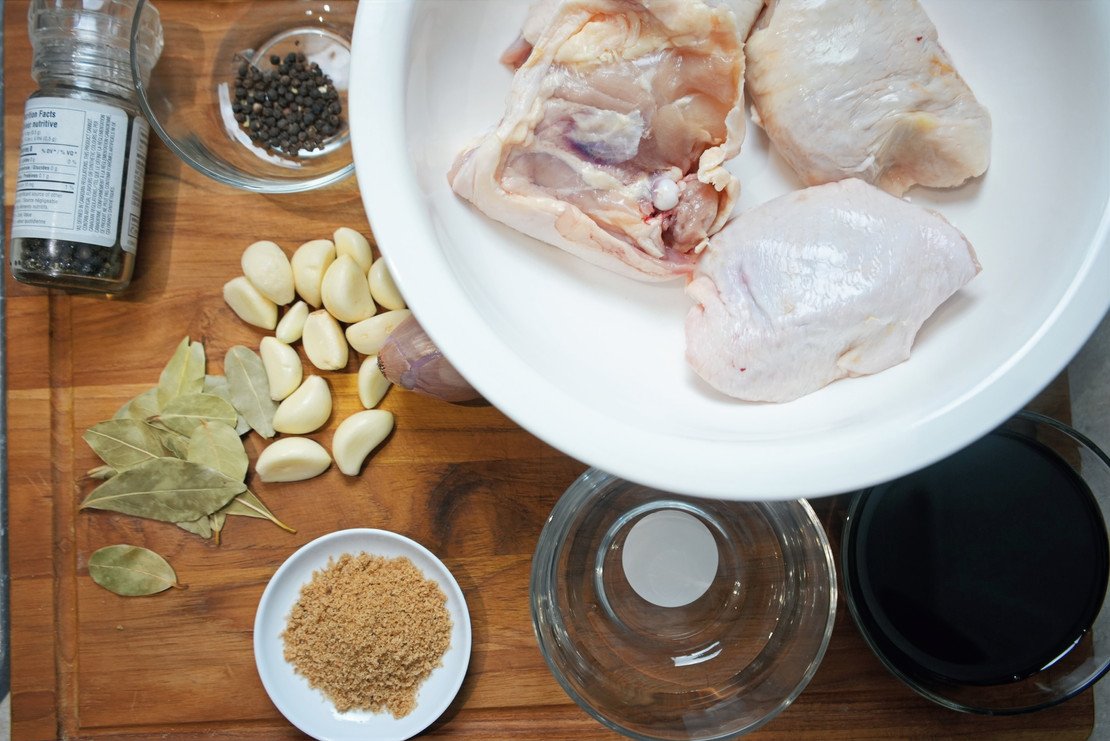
[148,422,191,459]
[157,337,205,408]
[88,544,182,596]
[224,346,277,438]
[220,488,295,533]
[80,457,245,522]
[112,398,131,420]
[83,419,165,470]
[176,516,213,539]
[210,511,227,544]
[187,421,249,481]
[190,340,206,374]
[113,387,161,422]
[87,464,117,480]
[204,375,250,435]
[155,393,238,437]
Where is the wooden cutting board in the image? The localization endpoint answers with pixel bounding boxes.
[2,1,1094,738]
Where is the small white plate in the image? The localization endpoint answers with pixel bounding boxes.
[253,529,472,741]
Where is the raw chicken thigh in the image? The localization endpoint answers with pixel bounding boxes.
[685,179,980,402]
[450,0,762,281]
[745,0,991,195]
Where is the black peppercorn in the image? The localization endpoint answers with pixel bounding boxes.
[232,53,345,157]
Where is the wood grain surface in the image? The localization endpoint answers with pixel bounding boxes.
[2,1,1095,739]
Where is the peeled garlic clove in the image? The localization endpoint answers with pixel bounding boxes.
[260,336,303,401]
[368,258,406,311]
[358,355,391,409]
[379,315,481,402]
[255,437,331,482]
[334,227,374,274]
[302,309,349,370]
[273,375,332,434]
[241,240,294,305]
[223,276,278,330]
[331,410,394,476]
[276,300,309,344]
[290,239,336,308]
[345,309,412,355]
[321,254,376,323]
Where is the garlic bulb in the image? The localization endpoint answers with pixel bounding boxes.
[377,316,481,403]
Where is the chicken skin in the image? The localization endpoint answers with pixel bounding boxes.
[686,178,981,402]
[745,0,991,195]
[451,0,761,280]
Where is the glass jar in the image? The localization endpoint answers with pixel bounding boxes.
[9,0,163,293]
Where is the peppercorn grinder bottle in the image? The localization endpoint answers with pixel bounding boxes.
[9,0,163,293]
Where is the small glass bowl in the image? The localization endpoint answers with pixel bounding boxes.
[130,0,354,193]
[842,411,1110,714]
[531,469,837,740]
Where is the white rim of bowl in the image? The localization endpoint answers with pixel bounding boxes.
[348,2,1110,500]
[252,528,472,741]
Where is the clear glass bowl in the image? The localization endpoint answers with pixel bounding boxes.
[130,0,354,193]
[531,469,837,740]
[842,411,1110,714]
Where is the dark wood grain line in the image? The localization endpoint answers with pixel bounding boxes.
[49,292,80,740]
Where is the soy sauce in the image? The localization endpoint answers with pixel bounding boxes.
[845,430,1109,686]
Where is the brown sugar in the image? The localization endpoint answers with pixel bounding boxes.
[282,552,453,716]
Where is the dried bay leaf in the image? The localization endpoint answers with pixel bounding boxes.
[204,375,251,435]
[187,421,249,481]
[220,488,296,533]
[88,544,182,596]
[210,511,227,544]
[81,457,245,522]
[224,346,277,438]
[83,419,165,470]
[203,374,225,393]
[190,340,206,371]
[157,337,205,408]
[176,516,213,539]
[87,465,116,480]
[148,422,191,459]
[184,421,251,545]
[113,387,161,422]
[156,393,238,436]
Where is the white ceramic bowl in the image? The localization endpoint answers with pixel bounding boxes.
[253,529,471,741]
[349,1,1110,499]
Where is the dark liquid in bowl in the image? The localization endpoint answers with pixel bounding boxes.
[846,431,1109,685]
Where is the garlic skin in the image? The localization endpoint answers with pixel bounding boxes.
[223,276,278,330]
[378,315,481,403]
[276,301,310,344]
[290,239,336,308]
[273,375,332,434]
[259,337,303,401]
[255,437,332,482]
[331,410,394,476]
[302,310,349,370]
[334,227,374,274]
[241,240,295,305]
[358,356,391,409]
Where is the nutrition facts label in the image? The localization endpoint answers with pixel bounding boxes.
[12,97,131,248]
[120,118,150,253]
